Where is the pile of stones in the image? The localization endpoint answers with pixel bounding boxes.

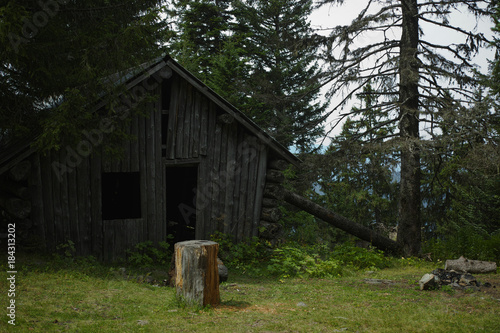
[419,268,492,291]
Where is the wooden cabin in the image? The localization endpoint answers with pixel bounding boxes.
[0,56,299,261]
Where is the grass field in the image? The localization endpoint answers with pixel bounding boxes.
[1,254,499,332]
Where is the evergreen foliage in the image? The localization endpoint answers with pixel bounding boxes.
[0,0,170,150]
[319,84,399,231]
[169,0,326,151]
[234,0,326,151]
[311,0,496,256]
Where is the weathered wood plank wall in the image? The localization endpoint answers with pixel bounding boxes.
[165,73,268,243]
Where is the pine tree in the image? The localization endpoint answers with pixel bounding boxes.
[236,0,326,151]
[321,83,398,231]
[0,0,169,149]
[169,0,326,151]
[169,0,233,83]
[314,0,493,255]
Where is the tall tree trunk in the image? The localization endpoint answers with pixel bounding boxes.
[398,0,421,256]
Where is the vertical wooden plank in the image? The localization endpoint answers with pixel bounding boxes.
[217,122,229,233]
[113,220,126,260]
[243,137,259,239]
[67,155,80,252]
[203,102,217,238]
[183,84,193,158]
[210,122,222,236]
[90,151,103,259]
[146,103,157,242]
[195,157,208,240]
[52,150,64,246]
[102,150,112,173]
[199,96,209,155]
[236,134,250,242]
[60,148,71,243]
[192,91,201,157]
[131,114,140,172]
[127,220,140,255]
[175,80,186,158]
[252,146,268,238]
[102,221,114,262]
[122,115,132,173]
[167,77,179,160]
[30,154,45,248]
[77,156,91,256]
[155,92,165,242]
[138,110,148,241]
[41,153,55,251]
[223,124,237,236]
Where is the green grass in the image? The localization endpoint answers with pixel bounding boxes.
[1,255,499,332]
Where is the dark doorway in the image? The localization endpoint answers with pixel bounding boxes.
[165,166,198,246]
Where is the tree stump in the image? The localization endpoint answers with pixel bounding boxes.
[445,256,497,274]
[174,240,220,307]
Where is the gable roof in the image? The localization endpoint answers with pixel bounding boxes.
[0,55,300,174]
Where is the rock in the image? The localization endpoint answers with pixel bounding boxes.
[218,257,228,283]
[422,268,494,292]
[419,273,438,290]
[460,273,477,286]
[296,302,307,307]
[364,278,395,285]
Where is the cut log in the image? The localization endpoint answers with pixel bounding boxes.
[259,221,282,240]
[0,191,31,219]
[268,159,289,171]
[263,183,284,201]
[445,256,497,274]
[261,207,282,223]
[284,190,401,253]
[265,169,285,184]
[175,240,220,307]
[9,160,31,181]
[262,197,279,208]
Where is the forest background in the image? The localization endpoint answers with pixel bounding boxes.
[1,0,499,261]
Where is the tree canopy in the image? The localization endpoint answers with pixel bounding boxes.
[169,0,326,151]
[0,0,170,149]
[309,0,497,255]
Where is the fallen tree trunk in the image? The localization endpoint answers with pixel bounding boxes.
[445,256,497,274]
[284,190,401,254]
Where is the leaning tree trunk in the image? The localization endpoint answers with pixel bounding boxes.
[398,0,421,257]
[284,190,401,253]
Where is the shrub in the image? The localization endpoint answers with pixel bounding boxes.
[423,227,500,262]
[211,232,271,273]
[125,241,172,268]
[267,243,343,278]
[331,241,391,270]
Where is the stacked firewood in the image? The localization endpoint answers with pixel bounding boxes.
[259,159,287,244]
